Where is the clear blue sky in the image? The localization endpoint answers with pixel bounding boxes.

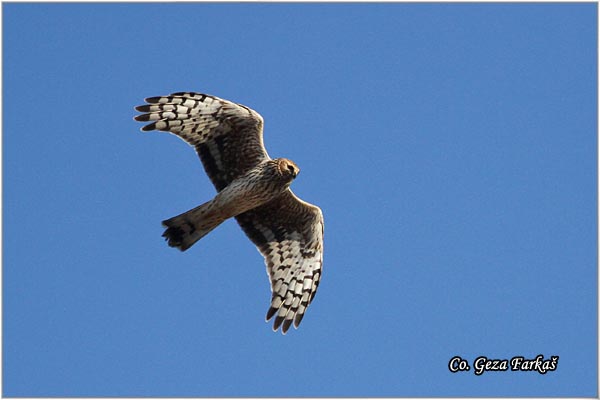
[3,3,597,397]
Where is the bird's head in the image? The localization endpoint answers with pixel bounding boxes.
[276,158,300,180]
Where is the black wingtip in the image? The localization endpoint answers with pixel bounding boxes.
[266,307,277,321]
[134,114,150,122]
[145,96,162,104]
[282,318,293,334]
[135,104,152,112]
[141,123,156,132]
[273,315,285,332]
[294,313,304,328]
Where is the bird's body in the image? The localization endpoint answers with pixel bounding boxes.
[134,92,323,334]
[162,158,299,251]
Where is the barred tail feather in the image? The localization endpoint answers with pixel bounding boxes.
[162,201,225,251]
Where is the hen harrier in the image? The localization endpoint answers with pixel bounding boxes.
[134,92,324,334]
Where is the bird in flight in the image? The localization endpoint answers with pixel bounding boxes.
[134,92,324,334]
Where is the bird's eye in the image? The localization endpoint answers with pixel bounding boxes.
[288,165,295,174]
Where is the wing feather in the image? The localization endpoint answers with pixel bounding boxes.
[134,92,268,191]
[235,190,324,334]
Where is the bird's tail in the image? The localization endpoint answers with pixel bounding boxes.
[162,201,225,251]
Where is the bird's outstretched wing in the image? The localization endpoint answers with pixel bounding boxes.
[134,92,268,191]
[236,190,324,334]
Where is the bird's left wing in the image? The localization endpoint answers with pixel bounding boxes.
[236,190,324,334]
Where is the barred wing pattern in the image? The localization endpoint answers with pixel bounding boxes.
[134,92,324,334]
[236,191,324,333]
[134,92,267,191]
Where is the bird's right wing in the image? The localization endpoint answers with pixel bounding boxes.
[134,92,268,191]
